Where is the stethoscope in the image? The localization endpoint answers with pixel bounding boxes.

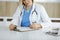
[20,7,38,23]
[20,7,38,17]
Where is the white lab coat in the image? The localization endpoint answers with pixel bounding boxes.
[10,3,52,28]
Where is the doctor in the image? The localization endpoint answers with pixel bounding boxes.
[9,0,51,30]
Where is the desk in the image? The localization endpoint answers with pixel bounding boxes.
[0,26,60,40]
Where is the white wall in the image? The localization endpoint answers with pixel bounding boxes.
[0,0,19,2]
[0,0,60,2]
[34,0,60,3]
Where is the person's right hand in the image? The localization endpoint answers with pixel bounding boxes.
[9,24,16,31]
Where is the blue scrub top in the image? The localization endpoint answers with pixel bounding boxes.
[21,5,33,27]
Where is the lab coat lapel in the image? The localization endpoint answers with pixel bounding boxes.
[29,3,36,24]
[19,6,24,26]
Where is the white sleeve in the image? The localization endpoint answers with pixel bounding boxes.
[40,6,52,28]
[10,6,20,26]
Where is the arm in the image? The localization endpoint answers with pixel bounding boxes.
[40,5,52,28]
[9,6,20,30]
[30,4,52,30]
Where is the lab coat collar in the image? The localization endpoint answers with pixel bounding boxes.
[31,3,35,13]
[22,3,35,12]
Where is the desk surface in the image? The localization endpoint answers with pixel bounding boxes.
[0,26,60,40]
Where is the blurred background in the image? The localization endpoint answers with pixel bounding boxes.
[0,0,60,26]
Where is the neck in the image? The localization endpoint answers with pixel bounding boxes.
[26,4,32,10]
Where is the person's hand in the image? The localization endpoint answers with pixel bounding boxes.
[9,24,16,31]
[30,24,42,30]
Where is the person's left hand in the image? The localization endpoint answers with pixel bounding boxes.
[30,24,42,30]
